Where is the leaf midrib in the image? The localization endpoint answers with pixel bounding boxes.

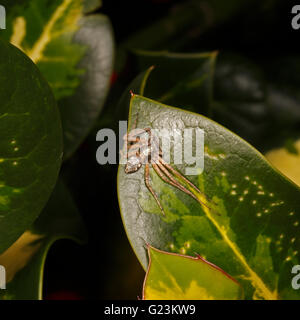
[11,0,74,63]
[197,194,278,300]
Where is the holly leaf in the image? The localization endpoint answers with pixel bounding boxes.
[118,94,300,300]
[143,246,243,300]
[134,50,217,115]
[0,40,62,253]
[115,67,154,122]
[0,179,87,300]
[133,51,271,147]
[2,0,114,158]
[212,53,270,146]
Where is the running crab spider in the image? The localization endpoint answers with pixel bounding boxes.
[122,114,217,217]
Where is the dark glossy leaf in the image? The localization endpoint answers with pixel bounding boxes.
[214,54,266,102]
[2,0,114,158]
[0,179,87,300]
[133,52,270,146]
[210,53,270,146]
[134,50,217,115]
[0,40,62,253]
[118,95,300,300]
[117,0,256,72]
[116,67,154,122]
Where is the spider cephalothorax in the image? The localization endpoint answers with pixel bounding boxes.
[123,125,214,216]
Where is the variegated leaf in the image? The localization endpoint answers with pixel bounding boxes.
[0,179,87,300]
[118,94,300,300]
[0,39,62,253]
[143,246,243,300]
[2,0,114,158]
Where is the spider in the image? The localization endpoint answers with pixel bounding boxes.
[122,117,216,216]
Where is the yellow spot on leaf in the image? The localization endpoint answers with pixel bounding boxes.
[180,248,186,255]
[184,241,191,249]
[169,243,175,250]
[0,196,9,206]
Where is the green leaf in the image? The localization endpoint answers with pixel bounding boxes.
[133,52,271,147]
[134,50,217,115]
[59,13,114,159]
[0,40,62,253]
[143,246,243,300]
[212,54,269,145]
[2,0,114,158]
[118,94,300,300]
[117,0,258,72]
[0,179,87,300]
[116,67,154,122]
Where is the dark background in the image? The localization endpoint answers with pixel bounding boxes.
[43,0,300,300]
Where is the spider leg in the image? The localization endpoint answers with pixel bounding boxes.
[123,139,145,161]
[127,141,143,154]
[120,137,135,163]
[158,157,219,215]
[154,162,214,213]
[152,163,199,203]
[159,157,215,204]
[145,163,166,216]
[121,132,134,163]
[122,112,142,155]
